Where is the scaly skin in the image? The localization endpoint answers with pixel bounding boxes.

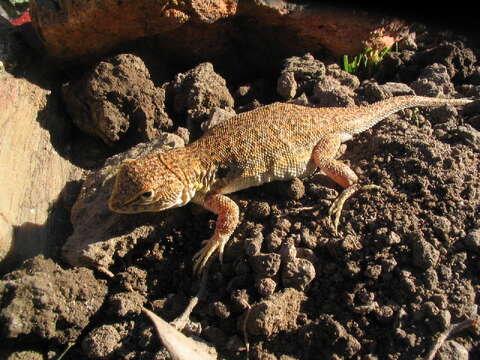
[108,95,474,274]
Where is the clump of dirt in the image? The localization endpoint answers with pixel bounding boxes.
[246,288,307,337]
[0,255,107,344]
[2,23,480,360]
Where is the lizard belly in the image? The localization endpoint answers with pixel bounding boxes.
[219,157,316,195]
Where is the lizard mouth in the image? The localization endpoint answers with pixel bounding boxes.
[108,195,186,214]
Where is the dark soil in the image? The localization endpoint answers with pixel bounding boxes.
[1,23,480,360]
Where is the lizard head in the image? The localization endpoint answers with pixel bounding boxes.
[108,153,188,214]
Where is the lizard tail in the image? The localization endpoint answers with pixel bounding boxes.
[342,95,473,135]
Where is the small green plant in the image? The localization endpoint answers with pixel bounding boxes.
[411,107,421,127]
[342,51,366,75]
[0,0,29,17]
[342,45,395,75]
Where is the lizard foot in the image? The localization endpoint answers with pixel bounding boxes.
[328,184,382,235]
[192,235,228,275]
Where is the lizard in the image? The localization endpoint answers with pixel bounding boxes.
[108,95,474,274]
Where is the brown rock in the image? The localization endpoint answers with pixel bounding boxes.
[117,266,148,295]
[277,70,297,99]
[277,53,326,99]
[62,53,172,146]
[325,63,360,89]
[411,238,440,270]
[248,201,272,219]
[209,301,230,320]
[306,315,362,358]
[230,289,250,312]
[244,232,264,256]
[249,252,281,277]
[265,229,286,252]
[286,178,306,200]
[255,277,277,297]
[30,0,195,60]
[170,62,235,123]
[410,63,455,97]
[465,228,480,253]
[313,76,356,107]
[282,257,316,291]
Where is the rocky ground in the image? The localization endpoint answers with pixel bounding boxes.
[1,22,480,360]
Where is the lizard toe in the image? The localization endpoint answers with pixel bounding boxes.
[327,184,382,235]
[192,235,227,275]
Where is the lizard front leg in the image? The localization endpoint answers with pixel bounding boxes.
[192,193,239,275]
[312,135,381,234]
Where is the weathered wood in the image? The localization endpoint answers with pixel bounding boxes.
[0,74,82,269]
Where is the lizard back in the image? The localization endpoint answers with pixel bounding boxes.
[190,102,339,194]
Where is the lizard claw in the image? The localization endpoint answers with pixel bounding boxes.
[328,184,382,235]
[192,235,228,275]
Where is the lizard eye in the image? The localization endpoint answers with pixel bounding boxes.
[140,190,154,200]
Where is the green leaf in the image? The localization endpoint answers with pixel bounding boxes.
[343,55,350,72]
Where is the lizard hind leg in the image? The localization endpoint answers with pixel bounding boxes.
[312,135,381,234]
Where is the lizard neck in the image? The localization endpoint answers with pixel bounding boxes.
[160,145,218,202]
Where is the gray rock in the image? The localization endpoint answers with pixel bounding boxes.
[277,71,297,99]
[62,134,185,273]
[0,73,83,270]
[201,106,236,132]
